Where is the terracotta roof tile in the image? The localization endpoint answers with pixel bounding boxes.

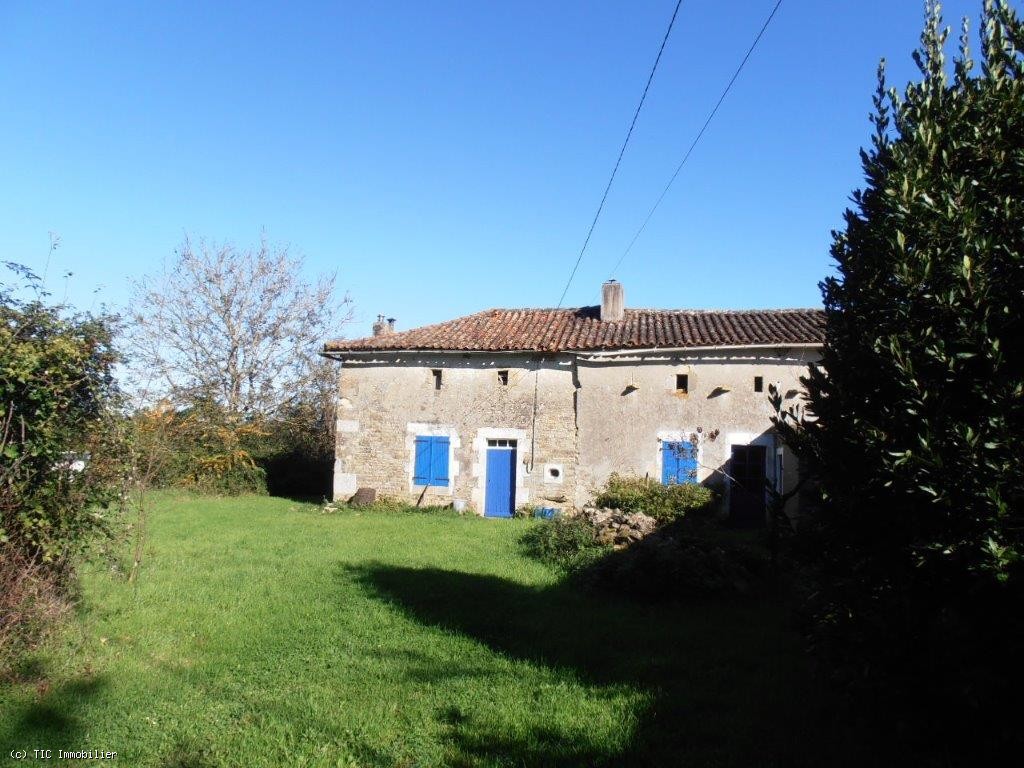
[325,307,824,354]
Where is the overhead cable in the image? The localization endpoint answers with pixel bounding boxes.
[610,0,785,277]
[555,0,686,308]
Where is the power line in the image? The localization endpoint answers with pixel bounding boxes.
[610,0,784,277]
[538,1,687,471]
[554,0,685,309]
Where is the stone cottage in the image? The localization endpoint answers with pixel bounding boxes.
[322,281,824,523]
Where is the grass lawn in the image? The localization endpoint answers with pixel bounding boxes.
[1,494,863,767]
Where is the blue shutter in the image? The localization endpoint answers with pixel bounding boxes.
[414,435,450,487]
[430,436,450,486]
[677,441,698,484]
[661,442,679,485]
[413,437,431,486]
[662,441,698,485]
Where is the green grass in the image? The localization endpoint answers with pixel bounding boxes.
[1,494,863,767]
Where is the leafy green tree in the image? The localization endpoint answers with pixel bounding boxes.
[781,0,1023,747]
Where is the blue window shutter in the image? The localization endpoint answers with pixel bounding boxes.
[430,437,450,486]
[662,442,680,485]
[413,437,431,486]
[678,441,698,484]
[662,441,698,485]
[414,435,450,487]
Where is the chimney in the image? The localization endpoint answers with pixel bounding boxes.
[387,317,396,333]
[372,314,390,337]
[600,280,624,322]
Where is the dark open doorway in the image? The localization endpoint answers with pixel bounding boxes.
[729,444,767,526]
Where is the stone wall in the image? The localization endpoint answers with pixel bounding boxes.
[331,346,820,518]
[333,352,578,514]
[573,348,821,515]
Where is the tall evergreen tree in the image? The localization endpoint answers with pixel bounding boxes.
[789,0,1023,746]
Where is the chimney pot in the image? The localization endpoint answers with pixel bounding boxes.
[387,317,396,332]
[600,280,624,322]
[372,314,390,337]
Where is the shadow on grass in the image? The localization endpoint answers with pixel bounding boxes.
[350,564,872,768]
[0,672,107,753]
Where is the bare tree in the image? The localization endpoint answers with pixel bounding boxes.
[126,237,352,418]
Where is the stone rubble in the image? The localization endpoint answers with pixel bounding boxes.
[580,507,658,548]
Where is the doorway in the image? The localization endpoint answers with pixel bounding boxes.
[729,444,766,526]
[484,439,517,518]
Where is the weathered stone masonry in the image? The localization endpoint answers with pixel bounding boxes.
[332,353,580,512]
[329,347,819,516]
[323,287,825,518]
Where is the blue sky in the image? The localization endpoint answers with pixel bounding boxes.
[1,0,1001,339]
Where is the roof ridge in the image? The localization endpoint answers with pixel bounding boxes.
[324,306,825,353]
[470,306,823,314]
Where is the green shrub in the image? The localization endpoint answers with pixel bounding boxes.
[520,517,609,571]
[1,266,126,562]
[2,262,127,670]
[188,459,267,496]
[132,404,271,496]
[773,2,1024,749]
[594,474,713,522]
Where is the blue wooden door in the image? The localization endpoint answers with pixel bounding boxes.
[485,448,516,518]
[662,441,698,485]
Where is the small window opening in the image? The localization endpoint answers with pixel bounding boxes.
[754,376,764,393]
[675,374,689,393]
[498,370,509,386]
[432,369,443,390]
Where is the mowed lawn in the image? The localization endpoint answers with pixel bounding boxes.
[1,495,862,767]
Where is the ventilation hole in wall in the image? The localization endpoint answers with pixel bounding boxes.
[548,467,560,479]
[498,370,509,386]
[676,374,689,393]
[754,376,764,393]
[432,369,443,390]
